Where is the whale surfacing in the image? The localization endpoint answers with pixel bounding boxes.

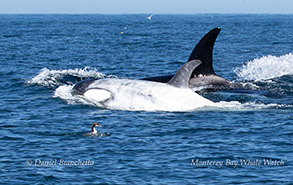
[141,28,230,89]
[73,60,214,111]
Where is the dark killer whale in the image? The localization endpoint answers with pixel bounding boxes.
[141,27,231,89]
[74,28,242,96]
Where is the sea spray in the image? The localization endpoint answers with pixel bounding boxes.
[27,67,106,87]
[235,53,293,81]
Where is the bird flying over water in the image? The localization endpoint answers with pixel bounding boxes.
[147,14,153,20]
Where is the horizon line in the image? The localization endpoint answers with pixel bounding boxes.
[0,12,293,15]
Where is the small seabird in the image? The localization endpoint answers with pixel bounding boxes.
[83,122,102,136]
[147,14,153,20]
[83,122,111,137]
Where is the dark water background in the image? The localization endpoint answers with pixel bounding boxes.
[0,14,292,184]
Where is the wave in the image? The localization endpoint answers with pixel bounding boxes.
[235,53,293,81]
[212,101,291,111]
[27,67,106,88]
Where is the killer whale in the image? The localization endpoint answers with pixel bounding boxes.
[73,60,214,111]
[141,27,230,89]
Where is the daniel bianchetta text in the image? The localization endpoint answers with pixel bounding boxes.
[26,159,94,166]
[190,158,285,168]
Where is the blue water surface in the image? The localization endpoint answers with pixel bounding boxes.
[0,14,292,184]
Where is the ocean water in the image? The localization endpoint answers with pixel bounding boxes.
[0,14,293,184]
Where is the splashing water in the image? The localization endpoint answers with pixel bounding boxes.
[54,84,103,107]
[27,67,106,88]
[235,53,293,81]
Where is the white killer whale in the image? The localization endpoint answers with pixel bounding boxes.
[73,60,214,111]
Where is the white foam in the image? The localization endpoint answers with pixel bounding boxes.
[27,67,106,87]
[53,85,75,103]
[54,85,98,106]
[212,101,289,111]
[235,53,293,81]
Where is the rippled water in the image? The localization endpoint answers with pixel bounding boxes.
[0,14,293,184]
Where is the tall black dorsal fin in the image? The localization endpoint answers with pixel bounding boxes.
[167,60,202,88]
[188,27,221,76]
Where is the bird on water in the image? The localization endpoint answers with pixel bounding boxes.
[83,122,111,137]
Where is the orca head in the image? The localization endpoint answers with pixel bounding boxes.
[72,79,95,95]
[72,79,113,103]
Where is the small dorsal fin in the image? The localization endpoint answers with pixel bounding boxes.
[167,60,202,88]
[188,27,221,76]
